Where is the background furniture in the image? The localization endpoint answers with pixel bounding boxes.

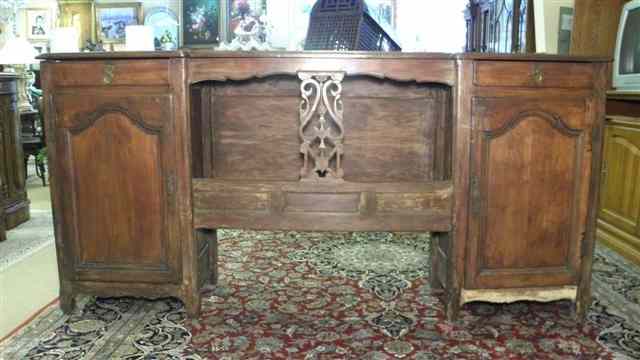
[305,0,401,51]
[570,0,632,59]
[21,100,46,186]
[465,0,534,53]
[0,73,30,232]
[40,51,607,321]
[0,74,15,241]
[598,92,640,266]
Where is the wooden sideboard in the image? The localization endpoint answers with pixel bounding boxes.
[598,92,640,265]
[39,51,608,321]
[0,74,30,236]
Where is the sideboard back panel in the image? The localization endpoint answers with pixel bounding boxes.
[197,76,450,183]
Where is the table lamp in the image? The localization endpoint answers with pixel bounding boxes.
[0,36,40,113]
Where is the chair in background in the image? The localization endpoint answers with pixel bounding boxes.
[21,94,46,186]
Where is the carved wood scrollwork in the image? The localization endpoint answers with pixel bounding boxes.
[298,71,346,181]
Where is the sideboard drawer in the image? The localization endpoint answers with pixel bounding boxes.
[50,60,170,87]
[474,61,595,89]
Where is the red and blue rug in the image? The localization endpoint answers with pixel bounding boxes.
[2,230,639,359]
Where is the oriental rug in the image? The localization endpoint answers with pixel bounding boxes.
[2,230,640,359]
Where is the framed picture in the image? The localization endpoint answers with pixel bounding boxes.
[556,6,574,55]
[182,0,221,47]
[145,7,180,50]
[533,0,574,54]
[227,0,266,42]
[58,0,96,50]
[366,0,397,29]
[26,8,53,40]
[95,3,142,44]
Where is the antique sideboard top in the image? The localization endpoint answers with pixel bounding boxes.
[39,51,611,89]
[39,50,610,62]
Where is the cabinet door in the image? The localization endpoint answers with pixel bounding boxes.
[52,93,179,283]
[599,122,640,238]
[467,97,594,289]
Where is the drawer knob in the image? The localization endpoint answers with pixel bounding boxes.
[532,66,544,85]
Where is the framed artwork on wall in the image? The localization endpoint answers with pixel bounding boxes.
[556,6,574,54]
[182,0,221,47]
[227,0,266,42]
[533,0,575,54]
[366,0,396,29]
[25,8,53,41]
[95,3,143,44]
[145,7,180,50]
[58,0,96,50]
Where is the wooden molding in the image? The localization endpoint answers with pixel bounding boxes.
[461,286,578,305]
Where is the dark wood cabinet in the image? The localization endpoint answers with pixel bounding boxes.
[0,74,30,234]
[40,51,607,321]
[598,93,640,265]
[42,60,202,313]
[52,93,179,282]
[466,0,533,53]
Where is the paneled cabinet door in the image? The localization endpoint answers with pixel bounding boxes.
[466,96,595,289]
[52,93,180,284]
[599,121,640,239]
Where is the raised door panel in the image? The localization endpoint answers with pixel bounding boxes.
[468,97,592,289]
[599,124,640,237]
[53,94,179,283]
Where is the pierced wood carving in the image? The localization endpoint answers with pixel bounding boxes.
[298,71,346,181]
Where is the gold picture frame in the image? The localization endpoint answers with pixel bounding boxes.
[58,0,96,50]
[95,2,143,44]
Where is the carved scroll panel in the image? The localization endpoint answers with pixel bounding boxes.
[298,71,345,181]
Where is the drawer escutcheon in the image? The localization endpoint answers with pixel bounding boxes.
[103,63,115,85]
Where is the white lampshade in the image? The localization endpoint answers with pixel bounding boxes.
[50,27,79,53]
[125,25,154,51]
[0,36,39,65]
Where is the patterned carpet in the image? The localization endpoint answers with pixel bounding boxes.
[2,230,640,359]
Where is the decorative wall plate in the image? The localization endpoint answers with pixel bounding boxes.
[144,7,179,50]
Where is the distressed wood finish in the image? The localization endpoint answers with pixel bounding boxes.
[193,179,453,232]
[0,74,29,232]
[468,98,590,289]
[41,60,203,314]
[473,61,596,88]
[40,51,607,321]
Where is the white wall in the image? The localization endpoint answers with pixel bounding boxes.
[396,0,467,52]
[534,0,575,53]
